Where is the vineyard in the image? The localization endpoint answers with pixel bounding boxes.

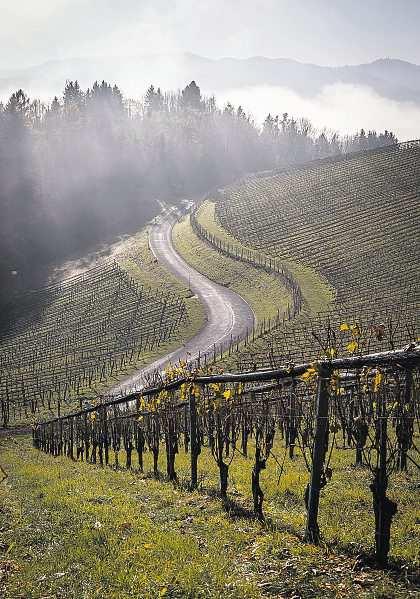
[0,259,187,426]
[217,140,420,308]
[187,142,419,372]
[34,344,420,572]
[1,141,420,598]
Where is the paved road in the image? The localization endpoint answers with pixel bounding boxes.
[111,213,255,395]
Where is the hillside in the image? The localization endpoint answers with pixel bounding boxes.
[0,228,204,426]
[181,142,419,368]
[218,141,420,307]
[1,54,420,103]
[1,144,419,599]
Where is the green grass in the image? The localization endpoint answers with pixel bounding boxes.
[1,436,418,598]
[199,200,335,315]
[173,213,291,326]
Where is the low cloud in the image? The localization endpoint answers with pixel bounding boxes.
[215,83,420,141]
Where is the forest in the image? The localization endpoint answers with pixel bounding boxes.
[0,79,396,307]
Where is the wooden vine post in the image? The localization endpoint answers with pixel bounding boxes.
[370,393,397,567]
[189,387,200,489]
[69,416,74,460]
[396,366,413,471]
[103,405,109,466]
[305,363,331,544]
[216,410,229,498]
[165,413,178,481]
[288,379,298,458]
[252,431,266,520]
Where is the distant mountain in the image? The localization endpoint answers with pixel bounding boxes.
[1,54,419,103]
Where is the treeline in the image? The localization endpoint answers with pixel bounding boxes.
[0,79,397,306]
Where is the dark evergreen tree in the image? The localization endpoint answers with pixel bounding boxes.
[182,81,202,110]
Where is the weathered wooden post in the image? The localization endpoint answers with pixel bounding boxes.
[396,367,413,471]
[252,431,266,520]
[1,398,8,428]
[59,417,63,456]
[189,387,200,489]
[216,411,229,498]
[305,363,331,544]
[370,394,397,567]
[83,411,90,462]
[288,379,298,459]
[69,416,74,460]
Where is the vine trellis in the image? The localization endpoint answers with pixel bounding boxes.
[34,345,420,567]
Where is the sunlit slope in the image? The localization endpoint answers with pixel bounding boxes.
[217,141,420,306]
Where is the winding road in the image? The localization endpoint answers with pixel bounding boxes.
[111,212,255,395]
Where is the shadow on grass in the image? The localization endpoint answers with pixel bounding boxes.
[221,495,256,520]
[64,459,419,583]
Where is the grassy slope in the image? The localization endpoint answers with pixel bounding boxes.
[173,213,291,327]
[23,199,329,420]
[2,208,417,598]
[172,202,334,370]
[1,436,418,599]
[199,201,335,315]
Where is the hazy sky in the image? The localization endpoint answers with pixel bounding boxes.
[1,0,419,70]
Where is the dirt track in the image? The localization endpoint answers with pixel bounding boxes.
[111,212,255,394]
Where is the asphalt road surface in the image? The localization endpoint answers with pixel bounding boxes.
[111,212,255,395]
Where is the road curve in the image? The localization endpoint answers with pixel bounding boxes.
[111,213,255,394]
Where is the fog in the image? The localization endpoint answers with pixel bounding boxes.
[2,0,420,69]
[216,84,420,141]
[1,77,397,314]
[1,2,417,314]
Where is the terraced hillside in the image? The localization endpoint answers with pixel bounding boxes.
[218,141,420,308]
[207,141,420,368]
[0,258,188,426]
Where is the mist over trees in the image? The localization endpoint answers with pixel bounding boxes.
[0,79,397,306]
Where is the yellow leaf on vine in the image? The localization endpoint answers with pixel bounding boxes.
[300,366,317,382]
[325,347,336,359]
[373,370,383,393]
[209,383,222,394]
[346,340,359,354]
[180,383,187,401]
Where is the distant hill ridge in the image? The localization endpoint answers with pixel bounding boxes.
[1,53,420,102]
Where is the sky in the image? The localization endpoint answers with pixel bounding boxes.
[1,0,420,70]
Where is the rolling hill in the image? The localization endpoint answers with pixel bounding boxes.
[1,54,420,103]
